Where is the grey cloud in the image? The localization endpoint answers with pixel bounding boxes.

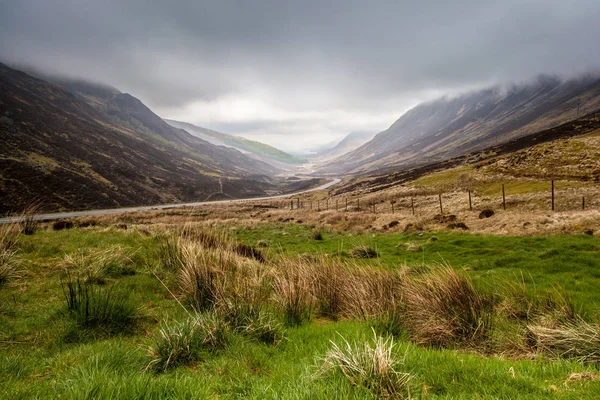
[1,0,600,149]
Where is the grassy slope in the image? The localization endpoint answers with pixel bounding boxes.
[2,226,600,399]
[215,134,307,165]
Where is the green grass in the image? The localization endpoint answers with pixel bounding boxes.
[234,224,600,308]
[2,226,600,398]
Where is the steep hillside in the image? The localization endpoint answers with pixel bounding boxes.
[331,109,600,196]
[165,119,305,167]
[322,75,600,175]
[310,131,374,162]
[0,63,280,214]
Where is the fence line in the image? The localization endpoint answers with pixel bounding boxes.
[276,181,597,216]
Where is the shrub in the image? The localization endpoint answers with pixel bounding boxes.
[319,331,410,398]
[62,277,138,334]
[403,266,493,348]
[351,245,379,259]
[146,312,229,372]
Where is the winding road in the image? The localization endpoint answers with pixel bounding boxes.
[0,178,341,224]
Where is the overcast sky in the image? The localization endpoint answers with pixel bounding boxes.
[2,1,600,153]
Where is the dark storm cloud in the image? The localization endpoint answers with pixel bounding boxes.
[1,0,600,150]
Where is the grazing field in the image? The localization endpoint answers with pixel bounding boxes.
[2,219,600,399]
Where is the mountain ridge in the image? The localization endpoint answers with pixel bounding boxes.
[321,74,600,175]
[0,63,283,214]
[164,119,305,167]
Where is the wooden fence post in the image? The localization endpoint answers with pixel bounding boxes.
[438,193,443,214]
[297,198,300,209]
[551,180,555,211]
[357,198,360,210]
[411,197,415,216]
[582,196,585,211]
[391,202,394,213]
[502,184,506,210]
[310,201,312,210]
[290,200,293,210]
[468,190,472,211]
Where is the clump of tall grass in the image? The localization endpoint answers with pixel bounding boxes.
[528,319,600,364]
[177,241,223,312]
[61,246,133,284]
[146,312,230,372]
[181,225,265,262]
[18,203,40,236]
[156,235,184,271]
[312,259,347,319]
[234,309,285,344]
[62,277,138,334]
[319,331,411,398]
[497,279,577,324]
[311,228,324,241]
[403,266,493,348]
[343,267,404,333]
[0,221,20,252]
[0,249,21,287]
[274,259,315,326]
[0,221,22,287]
[217,262,283,343]
[351,245,379,259]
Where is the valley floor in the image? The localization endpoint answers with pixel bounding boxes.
[2,214,600,399]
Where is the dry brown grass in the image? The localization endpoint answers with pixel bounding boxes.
[273,258,315,326]
[528,319,600,364]
[0,221,22,287]
[402,266,493,348]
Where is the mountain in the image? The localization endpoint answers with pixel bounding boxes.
[165,119,305,167]
[0,63,282,214]
[321,75,600,175]
[310,131,375,162]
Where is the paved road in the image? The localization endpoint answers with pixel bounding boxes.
[0,178,342,224]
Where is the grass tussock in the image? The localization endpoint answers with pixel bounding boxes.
[528,319,600,364]
[0,248,21,287]
[146,312,229,372]
[320,331,411,398]
[62,277,138,334]
[61,246,134,284]
[312,228,324,241]
[403,266,493,347]
[177,240,223,312]
[0,221,22,287]
[351,245,379,259]
[274,259,315,326]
